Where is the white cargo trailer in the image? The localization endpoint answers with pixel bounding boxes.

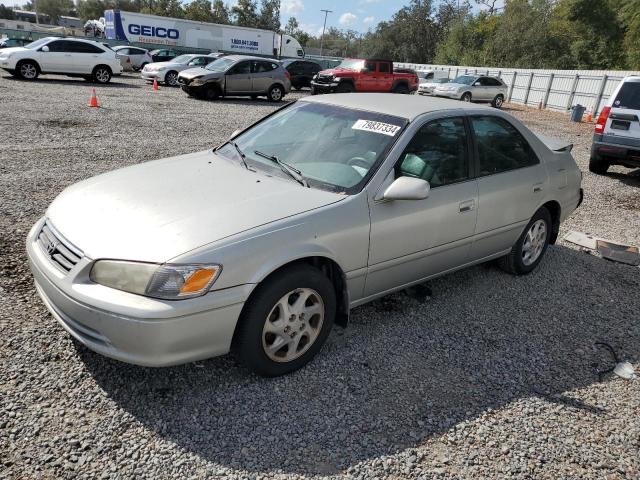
[104,10,305,58]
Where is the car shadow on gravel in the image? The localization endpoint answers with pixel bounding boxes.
[0,75,142,88]
[77,245,640,476]
[605,169,640,188]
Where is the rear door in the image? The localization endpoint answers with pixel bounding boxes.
[69,41,105,74]
[251,60,279,93]
[603,80,640,140]
[225,60,252,93]
[469,115,547,260]
[377,61,394,92]
[473,77,491,101]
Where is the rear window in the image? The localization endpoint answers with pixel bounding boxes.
[613,82,640,110]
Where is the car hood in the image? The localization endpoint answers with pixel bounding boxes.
[46,150,345,263]
[0,46,28,56]
[178,67,220,80]
[318,68,354,77]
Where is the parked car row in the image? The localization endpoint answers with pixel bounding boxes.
[418,72,508,108]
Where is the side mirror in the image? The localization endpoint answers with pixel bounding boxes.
[473,81,481,86]
[383,177,430,201]
[41,45,49,52]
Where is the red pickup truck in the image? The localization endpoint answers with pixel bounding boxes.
[310,58,419,95]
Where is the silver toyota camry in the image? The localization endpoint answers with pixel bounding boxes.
[27,94,583,376]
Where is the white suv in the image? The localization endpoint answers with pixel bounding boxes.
[0,37,122,83]
[590,76,640,174]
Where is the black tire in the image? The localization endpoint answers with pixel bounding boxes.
[234,264,336,377]
[91,65,112,84]
[589,156,610,174]
[16,60,39,80]
[268,84,284,102]
[336,82,354,93]
[498,207,552,275]
[461,92,472,102]
[491,94,504,108]
[310,86,318,95]
[164,70,179,87]
[203,85,220,101]
[393,83,410,94]
[250,94,258,100]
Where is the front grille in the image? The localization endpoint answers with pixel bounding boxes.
[37,221,83,273]
[315,74,334,84]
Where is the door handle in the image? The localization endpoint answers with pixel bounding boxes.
[459,199,475,213]
[533,183,544,193]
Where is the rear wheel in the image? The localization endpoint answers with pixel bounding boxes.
[164,70,178,87]
[461,92,472,102]
[589,156,610,174]
[234,265,336,376]
[498,207,552,275]
[203,85,220,101]
[491,94,504,108]
[17,60,39,80]
[92,65,112,84]
[268,84,284,102]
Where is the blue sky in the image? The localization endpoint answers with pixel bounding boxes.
[278,0,404,35]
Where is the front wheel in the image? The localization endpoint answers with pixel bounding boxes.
[461,92,472,102]
[491,94,504,108]
[17,60,39,80]
[92,65,111,84]
[393,84,409,94]
[234,265,336,376]
[498,207,552,275]
[336,82,354,93]
[268,84,284,102]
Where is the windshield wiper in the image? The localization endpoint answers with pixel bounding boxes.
[254,150,309,187]
[226,141,250,170]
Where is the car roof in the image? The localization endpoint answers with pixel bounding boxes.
[300,93,492,121]
[225,54,279,62]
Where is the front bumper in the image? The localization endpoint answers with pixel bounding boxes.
[591,134,640,168]
[26,218,251,367]
[433,90,461,99]
[141,70,163,82]
[310,80,339,93]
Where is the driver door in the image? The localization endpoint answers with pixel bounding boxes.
[225,61,252,94]
[365,115,478,297]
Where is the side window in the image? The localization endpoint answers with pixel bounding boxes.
[230,61,251,75]
[425,72,433,80]
[190,57,207,66]
[379,62,390,73]
[470,116,539,176]
[396,117,469,188]
[72,42,104,53]
[46,40,72,52]
[486,77,502,86]
[364,61,376,72]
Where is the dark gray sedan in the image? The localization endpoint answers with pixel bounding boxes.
[178,55,291,102]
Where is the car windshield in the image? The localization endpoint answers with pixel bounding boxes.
[206,57,236,71]
[452,75,477,85]
[217,102,407,194]
[336,59,365,71]
[24,38,50,50]
[171,54,194,64]
[432,78,450,84]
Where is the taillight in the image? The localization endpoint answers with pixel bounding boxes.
[595,106,611,134]
[284,70,291,80]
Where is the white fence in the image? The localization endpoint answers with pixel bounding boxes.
[396,63,640,116]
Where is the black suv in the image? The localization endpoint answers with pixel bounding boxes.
[282,59,321,90]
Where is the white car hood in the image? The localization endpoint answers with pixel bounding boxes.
[46,150,344,263]
[0,46,28,56]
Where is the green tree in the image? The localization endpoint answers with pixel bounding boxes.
[618,0,640,68]
[0,3,16,19]
[184,0,213,22]
[231,0,258,27]
[211,0,230,24]
[258,0,279,30]
[37,0,74,22]
[140,0,184,18]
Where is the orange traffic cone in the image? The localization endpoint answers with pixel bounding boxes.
[88,88,99,108]
[586,111,593,122]
[152,78,159,91]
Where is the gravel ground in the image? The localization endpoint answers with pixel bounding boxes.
[1,73,638,480]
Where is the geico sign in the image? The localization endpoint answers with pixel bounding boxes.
[128,24,179,39]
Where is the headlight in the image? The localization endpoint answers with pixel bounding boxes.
[157,66,167,71]
[190,77,206,86]
[333,76,341,82]
[90,260,222,300]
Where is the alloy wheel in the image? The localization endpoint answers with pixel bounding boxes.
[261,288,324,363]
[95,68,110,83]
[20,63,37,79]
[522,219,547,266]
[166,72,178,86]
[270,87,283,101]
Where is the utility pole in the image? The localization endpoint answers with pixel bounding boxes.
[319,9,332,57]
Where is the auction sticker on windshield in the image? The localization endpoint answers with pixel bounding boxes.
[352,119,401,136]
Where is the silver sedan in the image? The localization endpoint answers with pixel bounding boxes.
[141,53,222,87]
[27,94,582,376]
